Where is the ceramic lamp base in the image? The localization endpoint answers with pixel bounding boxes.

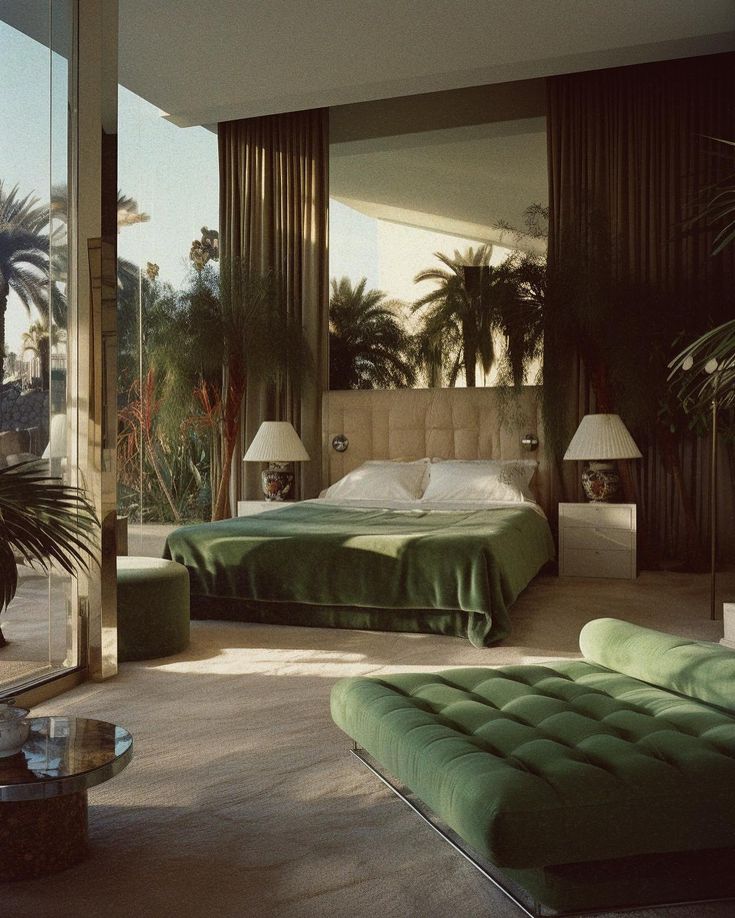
[261,464,294,501]
[582,462,620,502]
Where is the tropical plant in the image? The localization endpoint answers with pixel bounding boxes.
[146,260,310,521]
[691,136,735,256]
[0,460,98,646]
[411,315,462,387]
[493,253,545,387]
[0,182,50,379]
[491,205,548,388]
[115,267,217,524]
[412,245,508,387]
[219,263,310,520]
[329,277,415,390]
[117,369,210,524]
[1,184,146,383]
[669,135,735,407]
[21,316,64,390]
[669,319,735,413]
[190,226,219,271]
[118,369,182,522]
[114,192,150,230]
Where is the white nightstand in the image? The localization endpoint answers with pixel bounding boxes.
[236,500,298,517]
[721,604,735,650]
[559,503,637,579]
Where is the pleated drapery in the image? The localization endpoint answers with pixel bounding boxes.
[218,109,329,506]
[546,53,735,564]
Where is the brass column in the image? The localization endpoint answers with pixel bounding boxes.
[75,0,119,679]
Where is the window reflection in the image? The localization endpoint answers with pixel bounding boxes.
[329,90,548,390]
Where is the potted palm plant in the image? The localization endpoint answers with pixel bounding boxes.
[0,459,97,647]
[668,135,735,619]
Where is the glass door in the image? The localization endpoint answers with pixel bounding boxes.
[0,0,80,693]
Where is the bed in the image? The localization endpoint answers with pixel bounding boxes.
[163,454,555,647]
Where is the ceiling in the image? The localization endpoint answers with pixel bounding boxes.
[114,0,732,241]
[3,1,732,242]
[114,0,735,128]
[2,2,732,129]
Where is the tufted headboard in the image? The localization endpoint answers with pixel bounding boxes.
[323,387,550,515]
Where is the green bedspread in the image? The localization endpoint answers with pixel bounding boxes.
[163,502,555,647]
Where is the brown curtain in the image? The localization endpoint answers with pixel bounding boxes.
[218,109,329,506]
[546,53,735,564]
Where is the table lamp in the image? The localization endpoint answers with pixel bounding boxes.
[243,421,310,501]
[563,414,641,502]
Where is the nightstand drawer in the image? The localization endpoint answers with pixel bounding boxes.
[561,548,634,579]
[560,504,633,529]
[563,526,634,552]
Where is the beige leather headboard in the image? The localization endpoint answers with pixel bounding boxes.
[323,387,550,515]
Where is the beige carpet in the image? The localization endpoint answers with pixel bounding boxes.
[4,570,734,918]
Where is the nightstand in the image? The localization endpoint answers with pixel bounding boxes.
[559,503,637,579]
[236,500,297,517]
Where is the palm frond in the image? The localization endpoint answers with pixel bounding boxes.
[690,135,735,256]
[0,460,98,614]
[668,318,735,413]
[329,276,414,389]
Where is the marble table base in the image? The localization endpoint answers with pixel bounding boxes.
[0,790,89,881]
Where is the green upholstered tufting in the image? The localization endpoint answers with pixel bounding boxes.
[330,657,735,871]
[580,617,735,712]
[117,557,190,661]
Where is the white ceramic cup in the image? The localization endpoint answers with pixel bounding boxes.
[0,705,30,757]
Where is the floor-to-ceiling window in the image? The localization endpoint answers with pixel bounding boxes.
[116,86,218,555]
[0,1,78,692]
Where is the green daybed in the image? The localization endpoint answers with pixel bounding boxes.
[330,619,735,915]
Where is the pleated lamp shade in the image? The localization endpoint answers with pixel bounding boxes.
[243,422,310,463]
[563,414,642,461]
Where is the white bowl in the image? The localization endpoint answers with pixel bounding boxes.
[0,705,30,757]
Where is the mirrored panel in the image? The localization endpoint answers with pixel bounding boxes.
[329,84,548,390]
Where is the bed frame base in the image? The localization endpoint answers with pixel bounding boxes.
[350,745,735,918]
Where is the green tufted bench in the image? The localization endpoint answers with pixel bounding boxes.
[331,619,735,914]
[116,557,190,662]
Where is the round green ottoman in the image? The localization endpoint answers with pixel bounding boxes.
[116,557,190,662]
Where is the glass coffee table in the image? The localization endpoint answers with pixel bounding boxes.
[0,716,133,880]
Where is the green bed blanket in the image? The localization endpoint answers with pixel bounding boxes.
[163,502,555,647]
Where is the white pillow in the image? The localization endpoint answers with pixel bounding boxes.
[423,459,537,503]
[322,459,430,501]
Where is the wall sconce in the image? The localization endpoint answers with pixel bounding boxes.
[332,434,349,453]
[521,433,539,451]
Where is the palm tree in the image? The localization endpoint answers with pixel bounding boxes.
[0,183,49,380]
[329,277,415,390]
[410,308,463,387]
[494,253,545,387]
[21,317,65,391]
[50,185,148,332]
[412,245,505,387]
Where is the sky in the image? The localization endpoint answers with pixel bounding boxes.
[117,87,219,290]
[0,20,53,355]
[0,19,219,357]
